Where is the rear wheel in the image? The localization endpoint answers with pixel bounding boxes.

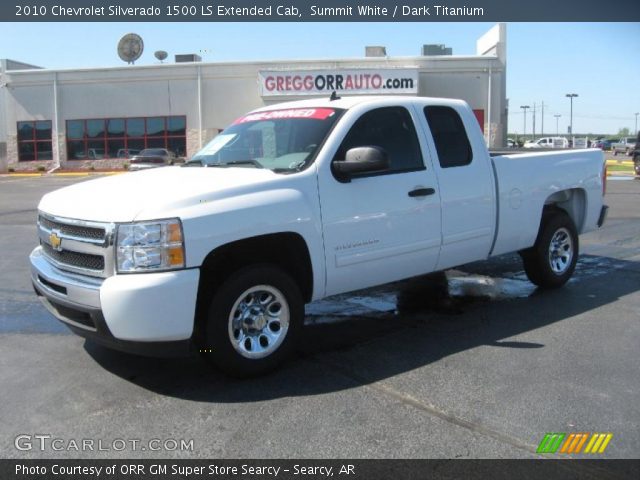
[520,210,579,289]
[202,264,303,377]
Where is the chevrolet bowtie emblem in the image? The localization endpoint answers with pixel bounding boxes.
[49,230,62,251]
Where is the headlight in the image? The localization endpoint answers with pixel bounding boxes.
[116,218,185,273]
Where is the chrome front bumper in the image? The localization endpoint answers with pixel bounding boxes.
[31,245,103,331]
[30,246,195,357]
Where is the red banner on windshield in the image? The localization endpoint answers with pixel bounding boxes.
[233,108,336,125]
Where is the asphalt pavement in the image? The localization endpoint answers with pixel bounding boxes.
[0,174,639,460]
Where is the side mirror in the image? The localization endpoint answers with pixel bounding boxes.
[333,146,389,182]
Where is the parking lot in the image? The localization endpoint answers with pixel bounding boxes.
[1,174,639,459]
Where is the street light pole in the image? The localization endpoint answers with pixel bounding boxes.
[635,112,639,135]
[554,114,561,136]
[532,103,536,139]
[520,105,530,141]
[566,93,578,135]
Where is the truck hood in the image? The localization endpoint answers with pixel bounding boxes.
[38,166,280,222]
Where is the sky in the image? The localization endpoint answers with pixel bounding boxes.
[1,21,639,135]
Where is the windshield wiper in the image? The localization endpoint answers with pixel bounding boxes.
[273,159,307,174]
[182,159,203,167]
[208,160,264,169]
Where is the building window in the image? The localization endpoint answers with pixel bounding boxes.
[66,116,187,160]
[17,121,53,161]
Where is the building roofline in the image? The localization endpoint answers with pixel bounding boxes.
[5,54,500,76]
[1,59,42,69]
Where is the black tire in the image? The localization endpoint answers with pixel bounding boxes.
[202,264,303,377]
[634,155,640,176]
[520,210,579,289]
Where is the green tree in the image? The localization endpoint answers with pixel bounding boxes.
[618,127,630,136]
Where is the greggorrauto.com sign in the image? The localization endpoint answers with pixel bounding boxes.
[258,69,418,96]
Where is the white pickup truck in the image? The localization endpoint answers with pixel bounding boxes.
[31,96,608,376]
[612,136,636,156]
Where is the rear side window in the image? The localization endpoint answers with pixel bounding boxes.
[424,106,473,168]
[335,106,424,174]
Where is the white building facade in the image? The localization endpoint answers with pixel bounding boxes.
[0,24,507,172]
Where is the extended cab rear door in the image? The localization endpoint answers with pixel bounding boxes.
[317,102,442,296]
[416,103,497,270]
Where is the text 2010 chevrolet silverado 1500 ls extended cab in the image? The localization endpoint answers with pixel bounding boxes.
[31,96,608,376]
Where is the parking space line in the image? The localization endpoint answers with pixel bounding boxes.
[305,355,539,455]
[306,357,634,478]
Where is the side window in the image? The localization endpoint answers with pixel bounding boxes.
[424,106,473,168]
[334,106,424,174]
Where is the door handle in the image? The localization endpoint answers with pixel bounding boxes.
[408,187,435,197]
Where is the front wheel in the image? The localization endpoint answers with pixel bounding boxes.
[202,265,304,377]
[634,155,640,176]
[520,210,579,289]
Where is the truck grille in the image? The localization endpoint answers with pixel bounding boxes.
[38,216,105,241]
[38,213,114,278]
[42,243,105,271]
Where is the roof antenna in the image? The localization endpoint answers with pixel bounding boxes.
[329,91,340,101]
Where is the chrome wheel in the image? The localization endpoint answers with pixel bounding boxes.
[522,211,578,289]
[228,285,290,359]
[548,227,573,274]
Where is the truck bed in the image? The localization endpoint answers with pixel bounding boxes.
[489,148,605,257]
[489,148,584,157]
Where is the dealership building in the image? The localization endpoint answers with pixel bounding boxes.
[0,23,507,172]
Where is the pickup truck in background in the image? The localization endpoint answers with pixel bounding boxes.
[612,136,637,155]
[30,96,608,376]
[523,137,569,149]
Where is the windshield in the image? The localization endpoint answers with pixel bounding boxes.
[187,107,343,172]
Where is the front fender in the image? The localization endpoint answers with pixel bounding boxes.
[177,174,325,299]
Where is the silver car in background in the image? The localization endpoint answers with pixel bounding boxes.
[128,148,177,170]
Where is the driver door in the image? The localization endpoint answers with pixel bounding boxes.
[317,105,442,296]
